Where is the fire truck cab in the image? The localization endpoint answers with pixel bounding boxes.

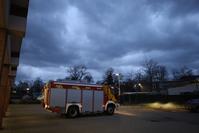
[42,81,119,118]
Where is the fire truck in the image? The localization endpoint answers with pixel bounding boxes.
[42,81,119,118]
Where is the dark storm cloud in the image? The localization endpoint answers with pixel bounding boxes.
[20,1,80,67]
[16,0,199,81]
[146,0,199,17]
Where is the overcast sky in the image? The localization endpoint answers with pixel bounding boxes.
[16,0,199,82]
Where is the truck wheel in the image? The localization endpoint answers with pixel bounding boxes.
[106,105,115,115]
[67,106,79,118]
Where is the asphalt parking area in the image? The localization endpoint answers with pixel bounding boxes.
[1,104,199,133]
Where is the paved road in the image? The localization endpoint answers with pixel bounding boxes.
[1,104,199,133]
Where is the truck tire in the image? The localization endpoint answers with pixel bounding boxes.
[106,105,115,115]
[67,106,79,118]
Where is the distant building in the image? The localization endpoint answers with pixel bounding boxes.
[168,83,199,95]
[152,76,199,95]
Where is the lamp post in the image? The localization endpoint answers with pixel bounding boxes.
[26,88,30,94]
[115,73,121,96]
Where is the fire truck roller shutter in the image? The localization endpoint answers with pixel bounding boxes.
[67,89,81,103]
[82,90,93,112]
[50,88,66,107]
[94,91,104,112]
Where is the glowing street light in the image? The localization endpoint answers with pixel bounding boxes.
[115,73,121,96]
[137,83,143,91]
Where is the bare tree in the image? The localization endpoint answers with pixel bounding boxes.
[103,68,114,85]
[67,64,93,83]
[142,59,167,82]
[16,81,30,97]
[141,59,168,91]
[154,65,168,82]
[172,66,193,80]
[31,78,44,93]
[126,72,134,81]
[142,59,158,83]
[134,70,145,83]
[83,73,94,83]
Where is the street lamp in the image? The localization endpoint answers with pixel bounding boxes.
[115,73,121,96]
[26,88,30,94]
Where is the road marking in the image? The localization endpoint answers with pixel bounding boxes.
[115,111,136,116]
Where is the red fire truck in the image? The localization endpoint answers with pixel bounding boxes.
[42,81,119,118]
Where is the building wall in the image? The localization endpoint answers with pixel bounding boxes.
[0,0,29,128]
[168,84,199,95]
